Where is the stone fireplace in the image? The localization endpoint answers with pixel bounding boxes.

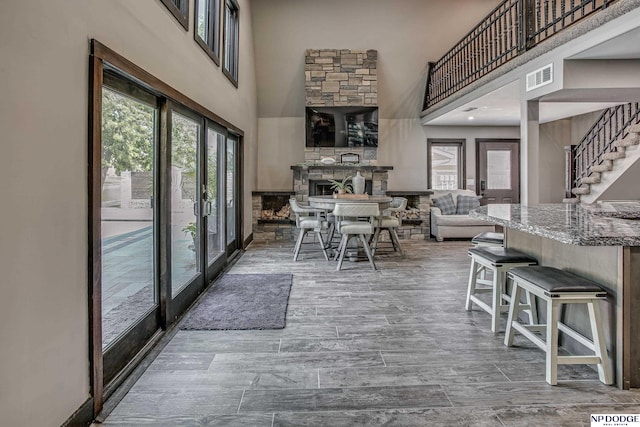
[250,47,432,243]
[309,179,373,197]
[291,164,391,203]
[305,49,378,164]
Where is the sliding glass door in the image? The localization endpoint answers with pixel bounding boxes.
[169,107,204,299]
[100,76,161,383]
[168,106,231,316]
[90,41,244,411]
[225,133,241,255]
[206,124,226,275]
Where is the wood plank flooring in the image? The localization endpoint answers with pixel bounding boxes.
[101,240,640,426]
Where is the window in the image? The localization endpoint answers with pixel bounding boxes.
[222,0,240,86]
[427,139,466,190]
[195,0,221,65]
[160,0,189,30]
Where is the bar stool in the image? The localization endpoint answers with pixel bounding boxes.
[471,232,504,283]
[505,266,612,385]
[471,231,504,247]
[466,246,538,333]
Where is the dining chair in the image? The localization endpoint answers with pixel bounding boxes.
[332,202,380,271]
[371,197,406,256]
[289,198,329,261]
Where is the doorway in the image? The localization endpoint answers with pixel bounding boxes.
[476,139,520,204]
[89,40,244,415]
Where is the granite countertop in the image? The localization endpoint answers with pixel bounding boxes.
[470,203,640,246]
[582,201,640,219]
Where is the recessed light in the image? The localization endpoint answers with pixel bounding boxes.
[468,116,475,121]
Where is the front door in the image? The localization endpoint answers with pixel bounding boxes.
[476,139,520,204]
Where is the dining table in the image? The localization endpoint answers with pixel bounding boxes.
[308,195,393,263]
[308,195,393,211]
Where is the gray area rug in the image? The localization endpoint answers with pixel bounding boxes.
[180,273,293,330]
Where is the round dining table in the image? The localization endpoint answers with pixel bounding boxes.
[308,195,394,264]
[308,195,393,211]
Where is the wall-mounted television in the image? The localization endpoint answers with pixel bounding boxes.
[305,106,378,148]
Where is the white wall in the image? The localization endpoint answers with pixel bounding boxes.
[0,1,257,425]
[252,0,502,119]
[251,0,510,190]
[256,116,520,190]
[257,118,305,189]
[539,119,571,203]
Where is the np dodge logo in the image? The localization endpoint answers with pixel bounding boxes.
[591,414,640,426]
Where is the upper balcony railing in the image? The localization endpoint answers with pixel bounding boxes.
[423,0,619,110]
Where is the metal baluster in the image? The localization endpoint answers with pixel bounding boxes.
[544,0,550,38]
[511,0,516,56]
[535,0,541,44]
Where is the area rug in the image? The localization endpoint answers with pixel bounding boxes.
[180,273,293,330]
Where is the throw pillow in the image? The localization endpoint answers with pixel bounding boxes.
[432,193,456,215]
[456,194,481,215]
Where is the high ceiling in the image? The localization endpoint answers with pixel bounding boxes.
[423,24,640,127]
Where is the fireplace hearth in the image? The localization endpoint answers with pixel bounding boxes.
[291,164,392,202]
[309,179,373,196]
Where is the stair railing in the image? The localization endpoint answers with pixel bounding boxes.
[565,103,640,198]
[424,0,619,111]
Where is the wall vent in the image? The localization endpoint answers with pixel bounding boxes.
[526,64,553,91]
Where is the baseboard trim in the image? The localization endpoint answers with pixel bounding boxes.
[61,397,94,427]
[243,232,254,249]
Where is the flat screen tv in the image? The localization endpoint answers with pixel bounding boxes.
[305,106,378,148]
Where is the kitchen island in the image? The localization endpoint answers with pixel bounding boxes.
[471,203,640,389]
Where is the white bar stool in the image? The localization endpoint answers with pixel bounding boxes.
[504,266,612,386]
[466,246,538,333]
[471,231,504,247]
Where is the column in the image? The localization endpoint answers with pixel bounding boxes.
[521,99,540,205]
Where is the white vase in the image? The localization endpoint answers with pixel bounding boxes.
[352,171,365,194]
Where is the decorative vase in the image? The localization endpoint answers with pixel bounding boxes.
[352,171,365,195]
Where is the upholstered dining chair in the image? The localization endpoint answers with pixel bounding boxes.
[289,198,329,261]
[371,197,407,256]
[332,202,380,271]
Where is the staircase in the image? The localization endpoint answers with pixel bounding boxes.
[567,103,640,204]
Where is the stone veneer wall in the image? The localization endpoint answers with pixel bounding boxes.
[292,166,390,202]
[251,192,296,242]
[305,49,378,163]
[305,49,377,107]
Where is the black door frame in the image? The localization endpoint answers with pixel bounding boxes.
[89,39,244,417]
[225,132,243,257]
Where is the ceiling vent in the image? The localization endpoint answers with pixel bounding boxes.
[526,64,553,91]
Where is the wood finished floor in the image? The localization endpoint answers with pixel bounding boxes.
[101,239,640,426]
